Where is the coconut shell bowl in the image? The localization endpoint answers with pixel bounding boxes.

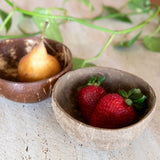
[52,67,156,150]
[0,37,72,103]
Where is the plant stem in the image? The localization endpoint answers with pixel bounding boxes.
[13,8,160,34]
[3,0,160,68]
[81,34,115,67]
[41,21,49,39]
[5,0,160,35]
[0,32,41,39]
[0,8,15,32]
[92,11,141,21]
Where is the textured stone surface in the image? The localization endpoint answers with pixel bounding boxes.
[0,0,160,159]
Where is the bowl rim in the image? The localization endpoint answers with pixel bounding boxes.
[0,37,72,85]
[52,66,157,131]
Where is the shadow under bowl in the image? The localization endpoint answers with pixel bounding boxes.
[0,37,72,103]
[52,67,156,150]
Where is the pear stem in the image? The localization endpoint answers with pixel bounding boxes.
[41,21,49,40]
[40,21,57,54]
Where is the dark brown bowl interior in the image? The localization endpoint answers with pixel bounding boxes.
[0,37,72,103]
[53,67,156,126]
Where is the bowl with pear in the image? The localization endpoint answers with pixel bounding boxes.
[0,25,72,103]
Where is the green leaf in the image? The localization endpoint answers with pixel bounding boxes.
[119,89,128,98]
[103,6,132,23]
[18,13,33,34]
[72,57,96,70]
[128,0,150,12]
[125,99,133,106]
[126,31,142,47]
[88,76,105,86]
[128,88,143,100]
[126,88,147,114]
[128,88,141,97]
[143,35,160,52]
[88,76,97,85]
[22,13,32,18]
[133,95,147,104]
[77,0,94,12]
[128,88,135,97]
[103,6,117,14]
[97,76,105,85]
[115,31,142,48]
[0,9,12,32]
[130,93,143,100]
[33,8,63,42]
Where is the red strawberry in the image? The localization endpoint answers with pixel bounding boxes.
[90,93,138,128]
[77,76,106,122]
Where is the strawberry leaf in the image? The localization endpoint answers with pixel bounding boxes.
[88,76,105,86]
[97,76,105,85]
[128,88,141,97]
[120,88,147,114]
[129,93,143,100]
[133,95,147,104]
[88,76,97,85]
[125,99,133,106]
[119,89,128,98]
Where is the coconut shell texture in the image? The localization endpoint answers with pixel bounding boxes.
[0,37,72,103]
[52,67,156,150]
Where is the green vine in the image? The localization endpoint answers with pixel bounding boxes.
[82,34,115,67]
[0,0,160,69]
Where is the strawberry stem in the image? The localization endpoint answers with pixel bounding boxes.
[119,88,147,114]
[87,76,105,86]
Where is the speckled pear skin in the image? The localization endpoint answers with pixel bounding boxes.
[52,67,156,150]
[0,37,72,103]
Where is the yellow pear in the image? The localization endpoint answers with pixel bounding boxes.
[18,40,61,82]
[18,22,61,82]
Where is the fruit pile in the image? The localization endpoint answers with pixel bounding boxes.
[77,76,147,129]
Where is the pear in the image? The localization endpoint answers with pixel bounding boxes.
[18,22,61,82]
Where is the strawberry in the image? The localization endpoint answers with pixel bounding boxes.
[90,89,146,129]
[77,76,106,122]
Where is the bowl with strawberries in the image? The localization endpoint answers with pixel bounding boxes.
[52,67,156,150]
